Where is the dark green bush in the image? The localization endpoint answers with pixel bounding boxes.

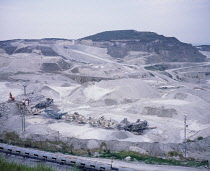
[197,136,204,140]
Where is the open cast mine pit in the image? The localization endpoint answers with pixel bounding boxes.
[1,31,210,170]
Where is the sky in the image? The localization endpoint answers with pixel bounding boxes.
[0,0,210,45]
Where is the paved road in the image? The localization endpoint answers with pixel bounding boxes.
[1,151,209,171]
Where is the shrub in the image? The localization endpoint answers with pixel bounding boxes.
[187,139,194,142]
[168,151,179,157]
[197,136,204,140]
[167,151,184,160]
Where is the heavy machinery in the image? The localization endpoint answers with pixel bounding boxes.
[35,98,53,109]
[88,116,116,129]
[44,109,67,119]
[65,112,87,124]
[65,113,154,134]
[117,118,154,134]
[123,120,148,134]
[8,92,15,102]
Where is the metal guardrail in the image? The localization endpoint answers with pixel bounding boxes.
[0,143,135,171]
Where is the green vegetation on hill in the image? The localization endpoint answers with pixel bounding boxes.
[81,30,167,41]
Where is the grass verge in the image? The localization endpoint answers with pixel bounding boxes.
[100,151,208,168]
[0,156,55,171]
